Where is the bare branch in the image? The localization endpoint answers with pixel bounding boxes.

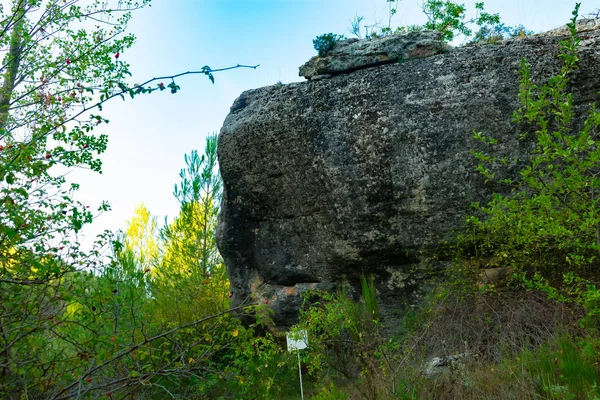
[51,302,258,400]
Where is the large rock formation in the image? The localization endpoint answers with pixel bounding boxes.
[217,27,600,329]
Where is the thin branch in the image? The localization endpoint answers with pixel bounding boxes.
[3,63,260,171]
[149,63,260,81]
[0,277,49,285]
[52,302,257,400]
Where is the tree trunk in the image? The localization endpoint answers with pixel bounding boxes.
[0,3,26,134]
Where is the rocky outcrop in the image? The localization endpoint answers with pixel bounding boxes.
[299,31,451,80]
[545,18,600,36]
[217,29,600,329]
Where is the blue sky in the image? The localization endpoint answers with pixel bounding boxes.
[72,0,595,244]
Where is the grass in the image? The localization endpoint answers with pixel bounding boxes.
[294,284,600,400]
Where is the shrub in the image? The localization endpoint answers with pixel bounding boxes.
[313,33,345,56]
[291,277,389,399]
[468,23,533,45]
[469,3,600,280]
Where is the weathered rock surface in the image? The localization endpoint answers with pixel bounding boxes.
[299,31,451,80]
[545,17,600,36]
[217,29,600,329]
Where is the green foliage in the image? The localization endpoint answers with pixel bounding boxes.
[213,330,302,399]
[469,23,533,45]
[313,33,345,56]
[496,335,600,399]
[0,1,152,396]
[152,135,229,327]
[291,277,392,399]
[349,14,366,38]
[345,1,528,45]
[422,1,500,42]
[469,3,600,277]
[163,134,222,278]
[150,135,230,334]
[361,274,380,320]
[422,0,469,41]
[0,132,282,398]
[433,6,600,398]
[0,0,143,291]
[125,203,160,272]
[0,0,233,392]
[515,271,600,334]
[312,382,350,400]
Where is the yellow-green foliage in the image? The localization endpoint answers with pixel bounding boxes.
[124,203,160,270]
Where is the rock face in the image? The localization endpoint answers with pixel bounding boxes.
[545,18,600,36]
[217,29,600,329]
[299,31,451,80]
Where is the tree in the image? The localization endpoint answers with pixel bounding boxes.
[153,134,229,325]
[124,203,159,274]
[98,137,278,399]
[0,1,150,396]
[0,1,257,397]
[169,134,222,276]
[0,0,143,287]
[0,0,256,290]
[421,1,501,42]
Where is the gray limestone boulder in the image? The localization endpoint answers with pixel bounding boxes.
[299,31,451,80]
[217,29,600,330]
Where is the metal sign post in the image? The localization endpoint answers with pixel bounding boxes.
[297,350,304,400]
[286,330,308,400]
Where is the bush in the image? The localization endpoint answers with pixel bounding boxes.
[468,23,533,45]
[313,33,345,56]
[291,276,389,399]
[469,3,600,282]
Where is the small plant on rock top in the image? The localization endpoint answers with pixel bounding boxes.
[313,33,346,56]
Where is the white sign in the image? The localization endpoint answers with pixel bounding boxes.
[286,330,308,351]
[286,330,308,400]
